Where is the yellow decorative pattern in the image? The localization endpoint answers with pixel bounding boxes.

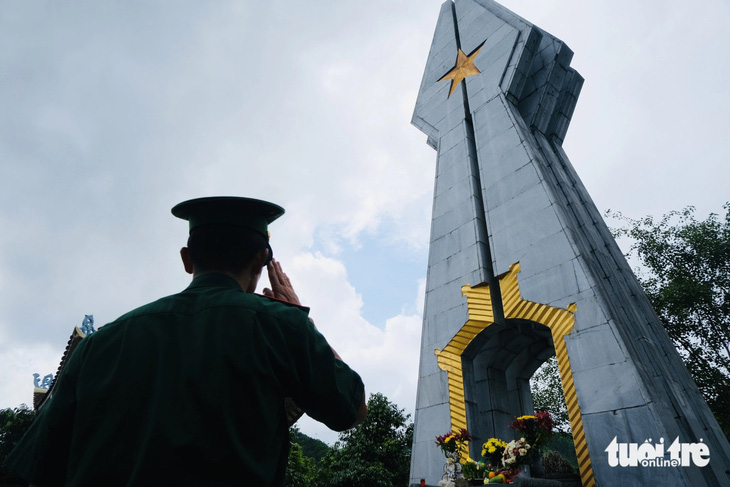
[435,263,595,487]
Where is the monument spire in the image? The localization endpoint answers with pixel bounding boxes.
[409,1,730,485]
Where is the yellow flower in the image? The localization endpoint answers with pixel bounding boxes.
[516,415,536,421]
[482,438,507,457]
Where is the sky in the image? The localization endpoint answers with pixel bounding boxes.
[1,0,728,445]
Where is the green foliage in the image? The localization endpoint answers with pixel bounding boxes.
[0,404,35,484]
[285,441,318,487]
[609,204,730,438]
[318,393,413,487]
[541,450,575,476]
[284,394,414,487]
[461,458,486,479]
[290,426,330,462]
[531,360,578,471]
[530,357,570,433]
[542,432,577,470]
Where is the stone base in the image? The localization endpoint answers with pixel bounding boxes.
[513,477,562,486]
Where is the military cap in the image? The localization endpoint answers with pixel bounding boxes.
[172,196,284,235]
[172,196,284,265]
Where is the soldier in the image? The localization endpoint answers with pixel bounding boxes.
[8,196,367,486]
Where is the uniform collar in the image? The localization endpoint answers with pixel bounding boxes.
[186,273,311,314]
[186,273,243,291]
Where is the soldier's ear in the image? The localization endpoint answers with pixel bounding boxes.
[253,247,269,270]
[180,247,194,275]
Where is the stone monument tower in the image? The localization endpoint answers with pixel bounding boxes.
[408,1,730,485]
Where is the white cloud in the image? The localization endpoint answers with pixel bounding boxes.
[0,342,65,409]
[283,251,424,444]
[287,252,377,349]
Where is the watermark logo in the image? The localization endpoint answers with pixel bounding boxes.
[605,437,709,467]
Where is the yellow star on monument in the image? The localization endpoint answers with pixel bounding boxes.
[439,44,484,97]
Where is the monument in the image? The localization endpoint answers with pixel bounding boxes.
[408,1,730,485]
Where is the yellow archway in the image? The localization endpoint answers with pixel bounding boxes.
[435,263,595,487]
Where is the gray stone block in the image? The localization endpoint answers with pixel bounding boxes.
[486,179,551,230]
[427,304,471,348]
[517,257,583,305]
[422,283,463,319]
[506,204,565,250]
[414,371,449,408]
[581,406,695,485]
[459,4,504,45]
[433,158,473,198]
[477,93,515,131]
[429,203,478,241]
[564,322,628,371]
[429,222,479,264]
[413,402,452,439]
[438,123,468,155]
[416,342,444,379]
[573,358,648,414]
[476,121,524,163]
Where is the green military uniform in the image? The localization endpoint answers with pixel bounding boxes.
[8,197,365,486]
[8,273,364,486]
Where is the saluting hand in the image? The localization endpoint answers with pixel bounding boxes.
[264,259,307,426]
[263,258,301,305]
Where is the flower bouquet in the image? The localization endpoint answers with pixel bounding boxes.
[508,411,554,450]
[435,429,472,487]
[481,438,507,468]
[502,437,532,468]
[435,428,472,460]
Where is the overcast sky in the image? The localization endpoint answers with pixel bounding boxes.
[1,0,728,445]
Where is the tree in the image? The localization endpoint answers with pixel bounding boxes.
[530,356,570,433]
[290,426,330,462]
[318,393,413,487]
[610,204,730,438]
[285,426,327,486]
[0,404,35,485]
[285,440,318,487]
[530,357,579,469]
